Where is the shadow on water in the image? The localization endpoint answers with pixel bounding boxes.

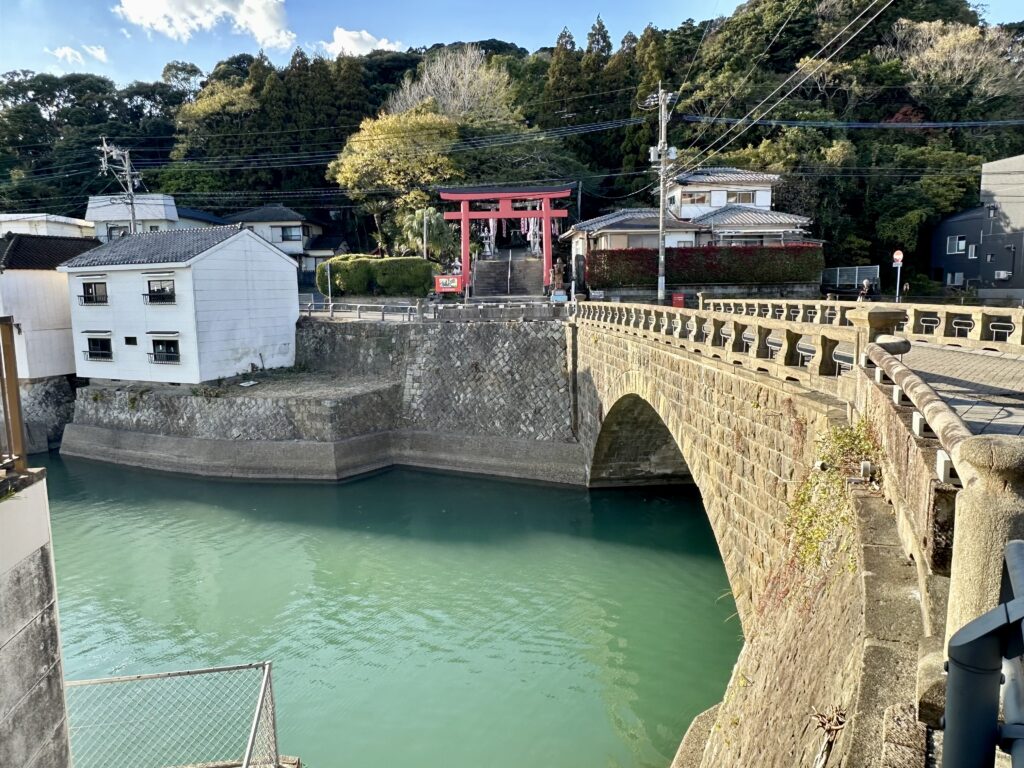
[41,453,722,558]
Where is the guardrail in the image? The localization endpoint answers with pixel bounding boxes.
[66,661,279,768]
[701,297,1024,354]
[303,300,569,323]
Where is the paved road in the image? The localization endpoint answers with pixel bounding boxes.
[904,343,1024,437]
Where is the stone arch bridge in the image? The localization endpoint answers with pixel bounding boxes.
[570,299,1024,767]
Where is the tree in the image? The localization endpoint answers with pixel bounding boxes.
[395,206,456,262]
[161,61,203,100]
[326,106,461,212]
[386,45,519,126]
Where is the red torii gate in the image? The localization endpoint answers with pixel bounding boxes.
[439,185,573,291]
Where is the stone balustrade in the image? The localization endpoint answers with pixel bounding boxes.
[573,301,895,397]
[700,296,1024,354]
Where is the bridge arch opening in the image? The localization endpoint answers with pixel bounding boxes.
[588,394,692,488]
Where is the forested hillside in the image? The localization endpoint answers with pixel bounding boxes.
[1,0,1022,272]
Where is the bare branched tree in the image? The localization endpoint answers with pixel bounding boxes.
[385,45,519,126]
[876,20,1024,103]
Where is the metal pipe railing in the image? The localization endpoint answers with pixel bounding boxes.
[944,540,1024,768]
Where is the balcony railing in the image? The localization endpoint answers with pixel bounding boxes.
[143,293,176,305]
[78,295,108,305]
[147,351,181,364]
[83,350,113,361]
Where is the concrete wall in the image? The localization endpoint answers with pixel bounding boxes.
[0,271,74,380]
[0,471,70,768]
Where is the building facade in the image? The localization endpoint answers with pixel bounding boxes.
[0,213,94,238]
[85,194,228,242]
[59,226,299,384]
[931,154,1024,297]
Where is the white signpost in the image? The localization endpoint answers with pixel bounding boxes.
[893,250,904,303]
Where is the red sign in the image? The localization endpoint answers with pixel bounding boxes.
[434,274,464,293]
[893,250,904,263]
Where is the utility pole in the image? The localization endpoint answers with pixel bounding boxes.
[647,82,677,305]
[97,137,142,235]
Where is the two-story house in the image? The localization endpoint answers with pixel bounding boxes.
[559,208,705,265]
[931,153,1024,298]
[222,204,347,288]
[58,226,299,385]
[667,167,811,245]
[85,194,229,242]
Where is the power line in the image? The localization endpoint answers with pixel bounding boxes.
[680,115,1024,129]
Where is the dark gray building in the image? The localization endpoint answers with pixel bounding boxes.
[931,154,1024,299]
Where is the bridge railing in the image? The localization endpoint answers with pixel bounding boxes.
[574,300,870,396]
[701,297,1024,355]
[304,300,568,323]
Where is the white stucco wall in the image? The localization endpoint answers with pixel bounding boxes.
[0,271,74,379]
[671,183,774,219]
[65,267,202,383]
[981,155,1024,231]
[191,232,298,381]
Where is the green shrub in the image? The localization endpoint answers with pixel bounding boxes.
[316,255,435,297]
[374,257,435,296]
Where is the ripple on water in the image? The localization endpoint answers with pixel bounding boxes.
[43,455,741,768]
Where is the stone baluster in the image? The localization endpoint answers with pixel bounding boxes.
[810,333,839,376]
[969,309,986,341]
[709,318,725,348]
[751,326,772,359]
[779,329,802,367]
[730,321,747,354]
[847,306,907,366]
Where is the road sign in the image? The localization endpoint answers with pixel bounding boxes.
[893,250,904,302]
[893,250,904,263]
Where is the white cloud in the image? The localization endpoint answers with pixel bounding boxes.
[82,44,108,63]
[119,28,132,39]
[320,27,402,57]
[44,46,84,65]
[112,0,296,49]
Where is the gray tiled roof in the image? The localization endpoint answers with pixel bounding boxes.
[60,225,242,268]
[673,167,780,185]
[0,232,100,270]
[176,206,229,225]
[565,208,701,236]
[691,204,810,227]
[223,203,307,223]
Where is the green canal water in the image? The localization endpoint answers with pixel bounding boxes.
[42,453,742,768]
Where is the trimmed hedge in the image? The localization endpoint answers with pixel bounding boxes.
[586,245,824,289]
[316,256,435,297]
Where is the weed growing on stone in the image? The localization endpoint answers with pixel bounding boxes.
[786,420,879,572]
[190,385,226,398]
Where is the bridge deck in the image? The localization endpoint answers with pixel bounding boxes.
[903,343,1024,436]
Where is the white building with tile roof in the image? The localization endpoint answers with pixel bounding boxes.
[58,226,298,384]
[667,167,782,220]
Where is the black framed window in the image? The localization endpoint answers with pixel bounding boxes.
[145,279,175,304]
[125,336,137,345]
[278,226,301,242]
[149,339,180,364]
[80,282,108,305]
[85,337,112,361]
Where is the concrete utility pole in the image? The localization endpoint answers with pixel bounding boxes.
[647,83,677,305]
[97,137,142,235]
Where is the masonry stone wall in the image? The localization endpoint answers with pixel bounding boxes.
[64,320,581,482]
[571,321,921,767]
[19,376,75,454]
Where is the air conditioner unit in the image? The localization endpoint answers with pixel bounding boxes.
[994,270,1013,280]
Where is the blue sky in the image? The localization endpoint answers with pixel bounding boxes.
[1,0,1020,85]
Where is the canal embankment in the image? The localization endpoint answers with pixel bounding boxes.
[60,319,586,484]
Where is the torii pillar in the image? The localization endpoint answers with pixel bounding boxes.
[440,185,573,294]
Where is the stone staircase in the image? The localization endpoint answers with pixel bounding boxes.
[473,258,544,297]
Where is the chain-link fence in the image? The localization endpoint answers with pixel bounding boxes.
[65,661,279,768]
